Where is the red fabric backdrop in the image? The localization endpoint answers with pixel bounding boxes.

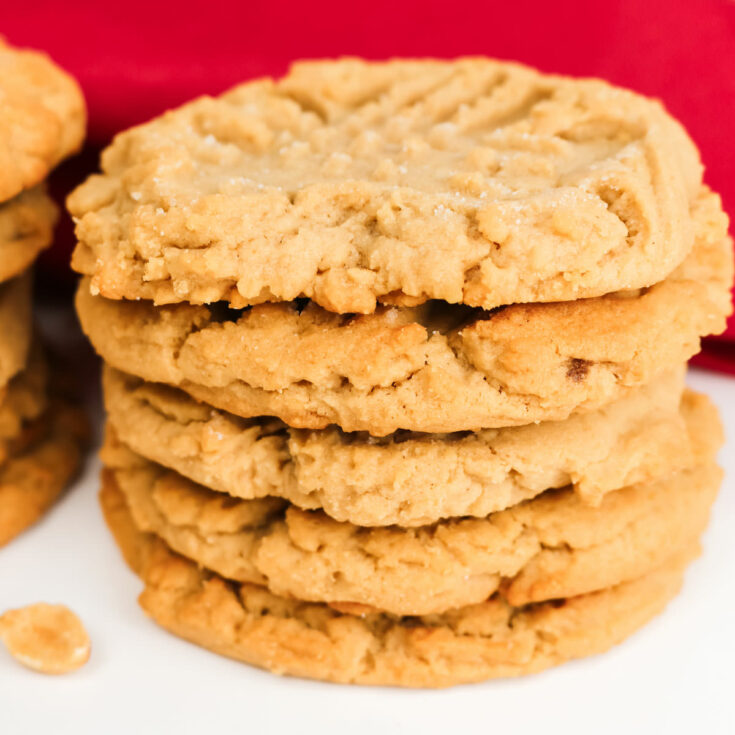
[2,0,734,370]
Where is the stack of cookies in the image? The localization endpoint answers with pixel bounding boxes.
[0,40,88,547]
[71,59,733,687]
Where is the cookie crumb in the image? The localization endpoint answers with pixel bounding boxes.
[0,603,90,674]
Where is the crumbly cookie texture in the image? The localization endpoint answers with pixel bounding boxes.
[70,57,703,314]
[102,430,721,616]
[105,367,720,527]
[0,603,90,674]
[0,39,86,203]
[0,274,32,390]
[0,395,88,547]
[0,344,48,465]
[0,186,58,283]
[101,477,698,687]
[78,191,733,434]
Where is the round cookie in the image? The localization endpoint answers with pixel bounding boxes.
[100,477,699,688]
[0,395,88,547]
[105,366,719,527]
[102,432,722,616]
[0,274,33,390]
[78,190,733,434]
[0,39,85,203]
[0,186,59,284]
[70,57,703,314]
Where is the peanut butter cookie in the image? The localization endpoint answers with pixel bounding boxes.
[77,190,733,434]
[0,274,32,391]
[0,39,85,203]
[0,343,48,465]
[104,367,720,527]
[70,58,702,313]
[101,476,699,687]
[0,390,88,547]
[102,433,721,616]
[0,186,58,284]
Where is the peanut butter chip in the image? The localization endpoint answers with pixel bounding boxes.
[0,603,90,674]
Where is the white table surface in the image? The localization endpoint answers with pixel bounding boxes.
[2,355,734,735]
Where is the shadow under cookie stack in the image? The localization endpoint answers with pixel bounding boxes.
[0,41,88,547]
[71,59,733,687]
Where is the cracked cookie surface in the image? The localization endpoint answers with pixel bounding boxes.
[70,58,702,314]
[0,39,85,203]
[100,475,699,687]
[105,366,719,527]
[102,430,721,616]
[78,189,733,434]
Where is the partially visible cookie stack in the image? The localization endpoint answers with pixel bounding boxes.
[71,59,732,687]
[0,40,88,547]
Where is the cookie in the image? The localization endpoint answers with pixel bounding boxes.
[101,476,699,687]
[0,395,88,547]
[0,343,48,465]
[77,190,733,434]
[0,39,86,203]
[0,186,59,284]
[105,366,721,527]
[102,431,721,615]
[0,274,32,390]
[69,57,703,314]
